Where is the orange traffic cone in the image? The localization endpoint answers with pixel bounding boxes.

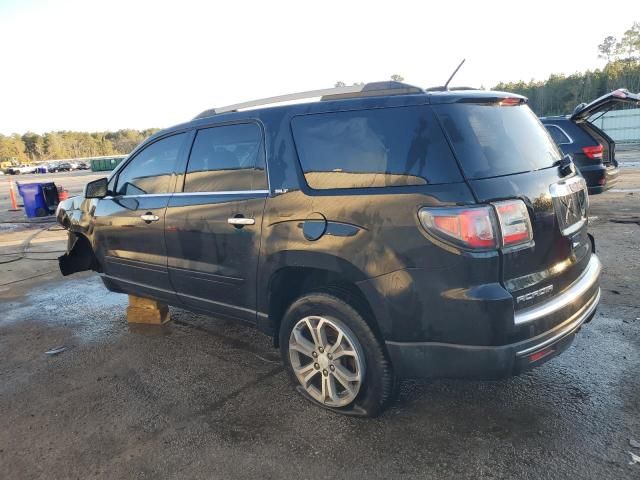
[8,179,21,211]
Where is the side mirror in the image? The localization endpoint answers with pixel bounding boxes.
[85,177,109,199]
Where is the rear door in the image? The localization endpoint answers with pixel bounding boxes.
[165,122,268,322]
[93,132,189,303]
[434,101,591,328]
[570,89,640,122]
[571,89,640,165]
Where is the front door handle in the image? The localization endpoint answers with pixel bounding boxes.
[140,213,160,223]
[228,217,255,226]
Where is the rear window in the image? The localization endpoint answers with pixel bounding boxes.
[291,106,462,189]
[435,104,562,179]
[545,124,572,145]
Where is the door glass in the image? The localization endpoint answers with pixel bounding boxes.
[115,133,186,195]
[545,125,571,145]
[291,106,462,189]
[184,123,266,192]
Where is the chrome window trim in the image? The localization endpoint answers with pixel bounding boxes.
[103,189,270,200]
[545,123,574,145]
[174,190,270,196]
[514,255,601,326]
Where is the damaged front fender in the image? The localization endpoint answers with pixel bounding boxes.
[58,233,101,276]
[57,196,101,276]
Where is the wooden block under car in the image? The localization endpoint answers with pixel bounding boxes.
[126,295,171,325]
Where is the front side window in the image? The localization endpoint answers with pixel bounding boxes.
[184,123,266,192]
[291,106,462,190]
[115,133,186,195]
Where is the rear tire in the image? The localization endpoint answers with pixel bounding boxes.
[279,292,396,417]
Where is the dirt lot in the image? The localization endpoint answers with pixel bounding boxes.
[1,163,639,479]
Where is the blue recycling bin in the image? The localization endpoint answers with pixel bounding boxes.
[16,182,50,218]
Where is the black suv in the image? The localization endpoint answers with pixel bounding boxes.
[57,82,601,416]
[541,89,640,194]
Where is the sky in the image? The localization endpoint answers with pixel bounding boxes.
[0,0,636,135]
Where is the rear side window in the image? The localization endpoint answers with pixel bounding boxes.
[545,124,572,145]
[291,106,462,189]
[435,104,562,180]
[115,133,186,195]
[184,123,267,192]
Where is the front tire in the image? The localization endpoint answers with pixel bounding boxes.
[279,292,396,417]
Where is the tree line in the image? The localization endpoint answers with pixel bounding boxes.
[0,129,159,164]
[494,22,640,116]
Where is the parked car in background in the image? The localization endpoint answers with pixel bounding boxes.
[76,161,91,170]
[541,89,640,194]
[1,160,17,173]
[6,164,37,174]
[51,162,72,172]
[57,82,601,416]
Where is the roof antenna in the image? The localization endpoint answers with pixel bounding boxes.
[443,59,466,91]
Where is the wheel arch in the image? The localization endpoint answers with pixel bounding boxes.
[261,260,383,348]
[59,232,101,276]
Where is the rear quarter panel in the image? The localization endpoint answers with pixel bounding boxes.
[254,106,504,342]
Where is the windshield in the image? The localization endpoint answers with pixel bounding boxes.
[434,103,562,179]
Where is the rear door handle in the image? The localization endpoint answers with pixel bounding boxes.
[140,213,160,223]
[228,217,255,226]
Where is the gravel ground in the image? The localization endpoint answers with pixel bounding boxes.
[0,167,639,479]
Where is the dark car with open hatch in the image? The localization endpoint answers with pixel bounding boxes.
[56,81,601,416]
[541,88,640,194]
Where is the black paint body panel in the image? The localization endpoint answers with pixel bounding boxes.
[56,88,600,379]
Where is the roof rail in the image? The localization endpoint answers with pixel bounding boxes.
[320,81,423,101]
[194,81,424,119]
[425,85,479,92]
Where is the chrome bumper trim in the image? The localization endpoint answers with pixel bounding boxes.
[514,255,601,326]
[516,287,600,357]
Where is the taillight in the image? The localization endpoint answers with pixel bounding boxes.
[498,97,523,106]
[582,145,603,159]
[493,200,533,247]
[418,206,497,250]
[418,199,533,250]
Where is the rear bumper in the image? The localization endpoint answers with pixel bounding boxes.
[386,255,601,379]
[580,163,619,194]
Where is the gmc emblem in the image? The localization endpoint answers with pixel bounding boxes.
[517,285,554,304]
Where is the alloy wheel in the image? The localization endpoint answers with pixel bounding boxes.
[288,315,364,407]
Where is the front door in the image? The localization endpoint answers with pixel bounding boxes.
[165,122,268,321]
[93,132,189,303]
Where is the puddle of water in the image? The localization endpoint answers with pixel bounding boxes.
[1,274,127,343]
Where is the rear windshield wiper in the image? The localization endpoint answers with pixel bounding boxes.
[553,154,575,177]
